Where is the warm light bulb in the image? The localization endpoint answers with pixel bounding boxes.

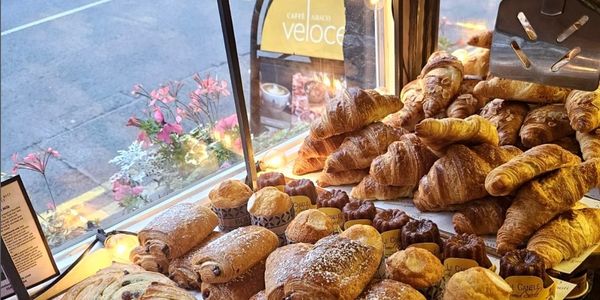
[104,234,139,263]
[260,150,288,171]
[364,0,383,10]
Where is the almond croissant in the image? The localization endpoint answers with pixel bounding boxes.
[496,160,600,255]
[350,175,413,200]
[452,197,512,235]
[293,134,348,175]
[565,87,600,133]
[383,80,425,131]
[520,104,575,148]
[310,89,402,140]
[324,122,406,172]
[474,77,571,103]
[527,208,600,268]
[467,30,492,49]
[419,51,464,118]
[316,169,369,188]
[369,134,438,187]
[480,99,529,146]
[413,144,522,212]
[576,130,600,161]
[415,115,499,154]
[485,144,581,196]
[446,94,486,119]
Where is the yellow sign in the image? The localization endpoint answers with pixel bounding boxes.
[261,0,346,60]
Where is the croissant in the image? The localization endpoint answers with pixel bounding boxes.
[527,208,600,268]
[419,51,464,118]
[485,144,582,196]
[413,144,522,212]
[496,160,600,255]
[293,134,348,175]
[265,243,312,300]
[415,115,500,154]
[446,94,486,119]
[552,136,582,156]
[370,134,438,186]
[480,99,529,146]
[565,87,600,133]
[576,130,600,161]
[310,89,402,140]
[350,175,414,200]
[467,30,493,49]
[383,80,425,131]
[452,197,512,235]
[316,169,369,187]
[520,104,575,148]
[324,122,406,172]
[474,77,571,103]
[453,48,490,78]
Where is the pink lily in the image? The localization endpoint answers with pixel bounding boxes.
[153,106,165,124]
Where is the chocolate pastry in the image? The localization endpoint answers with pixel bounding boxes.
[373,209,410,233]
[443,233,492,268]
[343,200,376,221]
[400,219,443,249]
[500,249,546,279]
[284,179,318,205]
[317,189,350,210]
[257,172,285,190]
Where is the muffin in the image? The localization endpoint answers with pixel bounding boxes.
[373,209,410,233]
[385,247,444,289]
[340,224,384,253]
[343,200,376,221]
[499,249,546,279]
[248,187,295,245]
[400,219,443,250]
[209,180,254,231]
[443,267,512,300]
[443,233,492,268]
[284,179,318,213]
[317,189,350,210]
[357,279,426,300]
[257,172,285,190]
[285,209,334,244]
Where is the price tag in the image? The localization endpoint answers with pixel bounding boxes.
[1,175,58,299]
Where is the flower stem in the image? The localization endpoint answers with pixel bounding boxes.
[42,174,57,211]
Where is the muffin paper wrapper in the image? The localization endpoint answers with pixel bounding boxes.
[505,275,556,300]
[381,229,401,257]
[407,242,441,258]
[290,195,316,215]
[251,206,295,246]
[317,207,344,231]
[343,219,372,230]
[212,203,251,232]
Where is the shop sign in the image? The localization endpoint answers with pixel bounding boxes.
[261,0,346,61]
[1,175,58,299]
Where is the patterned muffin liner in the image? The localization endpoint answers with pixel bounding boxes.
[212,202,251,232]
[251,206,295,246]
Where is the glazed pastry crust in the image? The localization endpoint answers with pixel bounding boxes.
[383,80,425,131]
[209,180,253,209]
[316,169,369,187]
[452,197,511,235]
[415,115,500,154]
[565,87,600,133]
[485,144,581,196]
[385,247,443,289]
[474,77,570,103]
[293,134,348,175]
[520,104,574,148]
[350,175,413,200]
[419,51,464,118]
[480,99,529,146]
[527,208,600,268]
[576,130,600,161]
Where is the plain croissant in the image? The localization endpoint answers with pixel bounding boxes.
[350,175,414,200]
[415,115,499,154]
[310,89,402,140]
[565,87,600,133]
[452,197,512,235]
[480,99,529,146]
[324,123,406,172]
[576,130,600,161]
[419,51,464,118]
[485,144,581,196]
[496,160,600,255]
[527,208,600,268]
[467,30,492,49]
[474,77,570,103]
[316,169,369,188]
[520,104,575,148]
[413,144,522,212]
[452,47,490,78]
[383,80,425,131]
[369,134,438,187]
[293,134,348,175]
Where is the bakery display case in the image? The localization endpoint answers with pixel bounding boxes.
[1,0,599,299]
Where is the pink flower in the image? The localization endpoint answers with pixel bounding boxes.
[132,186,143,196]
[12,148,60,175]
[137,131,152,148]
[175,108,185,123]
[131,84,143,96]
[47,202,56,211]
[153,107,165,124]
[214,114,238,134]
[157,123,183,144]
[218,80,231,96]
[193,74,230,97]
[23,153,44,173]
[47,148,60,158]
[126,116,142,127]
[150,86,175,105]
[112,180,130,202]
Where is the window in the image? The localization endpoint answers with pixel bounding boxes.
[438,0,501,51]
[1,0,392,251]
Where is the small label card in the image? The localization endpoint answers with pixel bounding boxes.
[1,175,58,299]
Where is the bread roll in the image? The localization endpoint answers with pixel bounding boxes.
[248,187,292,217]
[209,179,253,209]
[285,209,334,244]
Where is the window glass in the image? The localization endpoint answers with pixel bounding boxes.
[1,0,254,251]
[438,0,501,51]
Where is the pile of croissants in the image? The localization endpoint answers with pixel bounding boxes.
[293,30,600,267]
